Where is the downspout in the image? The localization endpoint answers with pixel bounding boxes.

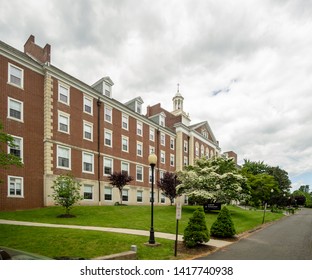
[97,98,102,205]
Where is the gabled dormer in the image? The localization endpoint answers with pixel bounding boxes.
[149,111,166,127]
[92,76,114,98]
[124,96,144,114]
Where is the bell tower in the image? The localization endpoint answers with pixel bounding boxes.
[172,83,184,112]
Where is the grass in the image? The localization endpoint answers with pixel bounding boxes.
[0,205,284,259]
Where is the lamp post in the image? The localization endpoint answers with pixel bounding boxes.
[148,153,157,244]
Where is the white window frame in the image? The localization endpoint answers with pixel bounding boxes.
[8,97,23,122]
[103,157,113,176]
[57,145,71,170]
[161,133,165,146]
[137,190,143,203]
[83,184,93,200]
[104,129,113,147]
[137,141,143,157]
[149,128,155,142]
[161,193,166,204]
[8,63,23,88]
[121,161,130,175]
[170,137,175,150]
[122,189,129,202]
[170,154,175,167]
[184,140,188,153]
[104,187,113,201]
[83,96,93,115]
[149,146,155,155]
[137,121,143,136]
[122,136,129,153]
[58,111,70,134]
[104,105,112,123]
[160,150,165,164]
[122,114,129,130]
[136,165,144,182]
[8,135,23,162]
[58,83,70,105]
[82,152,94,174]
[8,176,24,198]
[83,121,93,141]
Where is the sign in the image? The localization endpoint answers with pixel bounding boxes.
[203,203,221,212]
[176,203,182,220]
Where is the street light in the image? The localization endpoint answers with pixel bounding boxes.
[148,153,157,244]
[262,188,274,224]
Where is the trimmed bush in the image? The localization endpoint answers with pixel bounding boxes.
[183,207,210,248]
[210,206,236,238]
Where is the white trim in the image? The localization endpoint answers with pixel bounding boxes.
[7,175,24,198]
[7,97,23,122]
[56,145,71,170]
[82,151,94,174]
[8,63,24,89]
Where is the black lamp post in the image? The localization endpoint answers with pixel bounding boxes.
[148,153,157,244]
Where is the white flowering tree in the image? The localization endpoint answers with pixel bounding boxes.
[177,157,248,204]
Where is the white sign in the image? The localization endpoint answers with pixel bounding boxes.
[176,203,182,220]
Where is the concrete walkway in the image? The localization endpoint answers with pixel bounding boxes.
[0,219,232,248]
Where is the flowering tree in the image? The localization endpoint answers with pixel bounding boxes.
[108,171,133,205]
[177,157,248,204]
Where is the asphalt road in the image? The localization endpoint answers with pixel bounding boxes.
[197,208,312,260]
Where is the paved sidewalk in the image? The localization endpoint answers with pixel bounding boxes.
[0,219,232,248]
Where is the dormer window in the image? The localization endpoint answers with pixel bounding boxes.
[104,82,111,98]
[136,102,142,114]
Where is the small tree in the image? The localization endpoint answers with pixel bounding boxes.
[51,174,82,217]
[108,171,133,205]
[183,207,210,248]
[210,206,236,238]
[157,172,180,205]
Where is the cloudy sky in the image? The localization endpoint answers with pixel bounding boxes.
[1,0,312,190]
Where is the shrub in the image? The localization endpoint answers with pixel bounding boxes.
[183,207,210,248]
[210,206,236,238]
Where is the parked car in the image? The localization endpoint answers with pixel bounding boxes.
[0,246,51,260]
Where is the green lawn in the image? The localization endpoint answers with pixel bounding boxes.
[0,205,284,259]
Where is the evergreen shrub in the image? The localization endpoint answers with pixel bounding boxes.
[210,206,236,238]
[183,207,210,248]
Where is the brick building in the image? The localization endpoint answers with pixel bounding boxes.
[0,35,222,210]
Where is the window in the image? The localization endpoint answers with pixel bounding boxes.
[8,63,23,88]
[104,106,112,123]
[8,176,23,197]
[122,114,128,130]
[161,193,166,204]
[122,189,129,202]
[136,165,143,182]
[137,121,143,136]
[161,133,165,146]
[170,137,175,150]
[8,97,23,122]
[83,121,93,141]
[57,145,71,169]
[82,152,94,173]
[160,151,165,164]
[201,145,205,157]
[136,102,142,114]
[104,157,113,175]
[184,140,188,153]
[104,187,112,201]
[137,142,143,157]
[58,111,70,134]
[104,130,112,147]
[84,96,93,115]
[58,83,70,105]
[137,191,143,203]
[170,154,175,167]
[195,142,199,157]
[8,136,23,161]
[122,136,129,152]
[160,114,165,127]
[149,146,155,155]
[84,185,93,200]
[206,148,210,159]
[121,162,129,175]
[149,128,155,141]
[184,156,188,166]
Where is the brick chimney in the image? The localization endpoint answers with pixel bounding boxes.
[24,35,51,64]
